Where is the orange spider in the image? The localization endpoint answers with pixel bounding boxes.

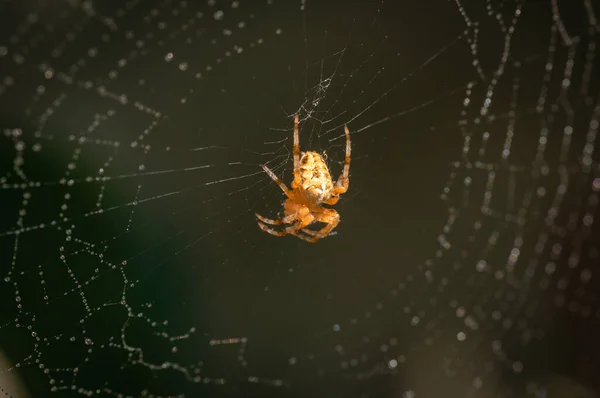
[255,114,351,243]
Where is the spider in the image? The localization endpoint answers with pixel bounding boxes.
[255,114,351,243]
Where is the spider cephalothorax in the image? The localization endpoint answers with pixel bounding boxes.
[255,115,351,243]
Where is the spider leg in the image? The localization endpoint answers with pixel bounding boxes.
[291,114,302,189]
[323,195,340,205]
[333,125,351,195]
[255,207,305,226]
[256,206,310,238]
[307,209,340,243]
[257,221,287,237]
[289,231,318,243]
[257,214,313,240]
[255,213,284,225]
[285,213,321,243]
[285,212,314,235]
[299,228,337,237]
[261,164,291,196]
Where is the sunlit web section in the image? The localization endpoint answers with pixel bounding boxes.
[0,0,599,397]
[419,0,600,395]
[0,0,302,395]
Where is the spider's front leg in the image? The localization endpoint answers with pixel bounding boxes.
[323,195,340,205]
[256,219,288,237]
[255,204,306,226]
[255,209,299,236]
[285,212,314,235]
[307,208,340,243]
[255,213,285,226]
[256,203,312,238]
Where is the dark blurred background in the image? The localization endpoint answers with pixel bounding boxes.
[0,0,599,397]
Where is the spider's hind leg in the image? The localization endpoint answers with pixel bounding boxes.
[292,115,302,189]
[261,164,291,196]
[334,125,351,193]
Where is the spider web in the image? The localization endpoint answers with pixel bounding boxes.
[1,0,599,397]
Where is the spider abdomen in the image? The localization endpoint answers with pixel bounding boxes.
[299,151,334,203]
